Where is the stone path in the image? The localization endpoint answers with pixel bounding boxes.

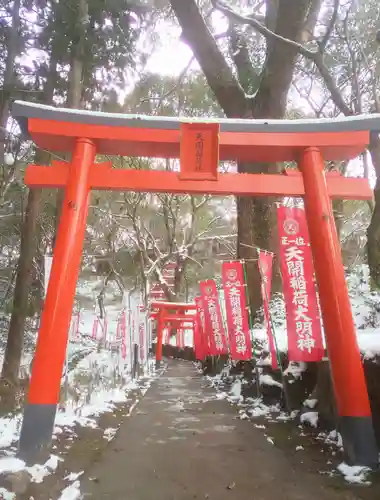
[80,360,363,500]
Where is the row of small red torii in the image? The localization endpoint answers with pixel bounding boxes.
[152,205,324,367]
[68,307,149,362]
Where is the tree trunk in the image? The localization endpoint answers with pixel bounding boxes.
[237,0,314,315]
[53,0,88,248]
[237,196,279,314]
[0,0,21,165]
[170,0,318,316]
[67,0,88,109]
[1,189,41,384]
[1,48,58,384]
[367,135,380,288]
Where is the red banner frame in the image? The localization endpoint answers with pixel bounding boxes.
[222,261,252,360]
[277,206,324,362]
[200,280,228,356]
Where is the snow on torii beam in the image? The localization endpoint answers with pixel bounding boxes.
[12,100,380,468]
[13,100,379,199]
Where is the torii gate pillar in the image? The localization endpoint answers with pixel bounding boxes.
[299,147,378,467]
[19,138,95,461]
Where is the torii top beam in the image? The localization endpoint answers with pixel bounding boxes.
[13,100,380,161]
[12,100,379,200]
[150,301,196,311]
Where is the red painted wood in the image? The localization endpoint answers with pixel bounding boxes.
[25,163,373,200]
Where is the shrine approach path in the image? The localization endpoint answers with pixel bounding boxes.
[79,360,370,500]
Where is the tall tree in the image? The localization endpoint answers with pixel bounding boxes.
[169,0,321,314]
[291,0,380,285]
[0,0,21,166]
[1,0,153,383]
[1,50,58,384]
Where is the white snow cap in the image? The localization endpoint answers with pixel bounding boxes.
[4,153,15,166]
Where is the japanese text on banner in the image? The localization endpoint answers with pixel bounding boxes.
[222,262,252,361]
[200,280,228,356]
[277,206,324,362]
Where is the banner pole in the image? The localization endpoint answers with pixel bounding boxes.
[218,287,231,366]
[257,252,291,413]
[145,309,149,373]
[128,293,133,374]
[241,260,261,398]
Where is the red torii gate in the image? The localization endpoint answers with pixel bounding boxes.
[150,301,196,362]
[156,315,195,350]
[12,100,380,467]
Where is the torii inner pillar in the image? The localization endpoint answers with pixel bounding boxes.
[12,100,380,466]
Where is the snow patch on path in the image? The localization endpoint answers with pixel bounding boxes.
[337,462,371,485]
[58,480,82,500]
[300,412,319,428]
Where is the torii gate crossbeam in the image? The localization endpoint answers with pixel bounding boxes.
[12,100,380,467]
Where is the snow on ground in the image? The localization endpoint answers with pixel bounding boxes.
[300,411,319,428]
[58,480,82,500]
[211,382,374,486]
[0,279,157,498]
[204,266,380,484]
[0,345,155,456]
[336,463,371,485]
[211,384,374,485]
[0,346,156,497]
[0,488,16,500]
[0,265,379,492]
[259,374,283,388]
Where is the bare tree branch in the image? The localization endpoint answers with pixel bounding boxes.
[214,0,353,116]
[169,0,249,117]
[342,7,362,114]
[318,0,339,52]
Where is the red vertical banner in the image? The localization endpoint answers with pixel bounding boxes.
[277,206,324,362]
[258,251,278,369]
[195,296,207,360]
[120,309,127,359]
[222,262,252,360]
[200,280,228,356]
